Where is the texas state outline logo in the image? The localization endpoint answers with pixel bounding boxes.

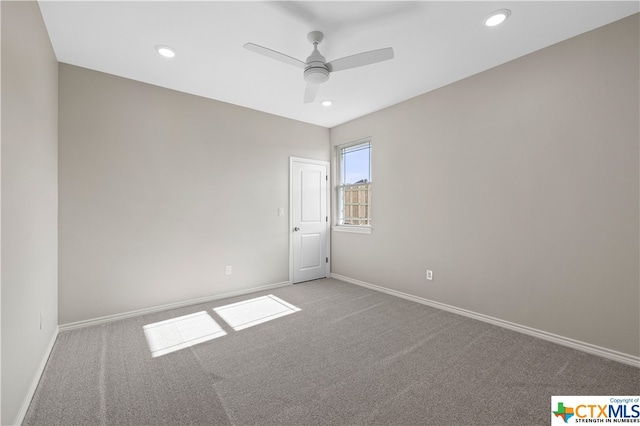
[553,401,575,423]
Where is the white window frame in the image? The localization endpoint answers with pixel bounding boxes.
[334,137,372,234]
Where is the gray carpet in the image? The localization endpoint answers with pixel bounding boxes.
[24,278,639,425]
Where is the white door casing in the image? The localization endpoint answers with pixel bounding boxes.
[290,157,329,284]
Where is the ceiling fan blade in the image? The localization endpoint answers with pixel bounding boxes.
[327,47,394,73]
[304,83,319,103]
[244,43,306,69]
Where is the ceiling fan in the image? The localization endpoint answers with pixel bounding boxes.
[244,31,394,104]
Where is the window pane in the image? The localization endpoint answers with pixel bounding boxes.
[337,140,372,227]
[341,144,370,185]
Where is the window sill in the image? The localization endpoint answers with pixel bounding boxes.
[332,225,372,234]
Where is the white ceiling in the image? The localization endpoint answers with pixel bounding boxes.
[38,1,639,128]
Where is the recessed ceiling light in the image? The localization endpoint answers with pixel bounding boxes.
[484,9,511,27]
[321,100,333,107]
[155,45,176,58]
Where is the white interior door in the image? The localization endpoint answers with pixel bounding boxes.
[291,158,329,284]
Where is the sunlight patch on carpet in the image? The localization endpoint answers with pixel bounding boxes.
[143,311,227,357]
[214,294,301,331]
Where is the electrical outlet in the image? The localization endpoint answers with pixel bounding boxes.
[426,270,433,280]
[225,265,232,275]
[278,207,285,216]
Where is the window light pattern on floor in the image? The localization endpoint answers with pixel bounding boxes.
[143,311,226,357]
[214,294,301,331]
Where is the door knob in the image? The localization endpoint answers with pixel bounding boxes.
[294,227,300,231]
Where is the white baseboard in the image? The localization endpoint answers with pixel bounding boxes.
[59,281,291,332]
[14,327,59,426]
[331,273,640,368]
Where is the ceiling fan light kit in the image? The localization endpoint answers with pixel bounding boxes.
[304,67,330,85]
[244,31,394,104]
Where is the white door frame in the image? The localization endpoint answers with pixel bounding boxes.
[289,157,330,284]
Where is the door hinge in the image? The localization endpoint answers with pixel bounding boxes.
[326,257,329,263]
[326,175,328,181]
[326,216,328,222]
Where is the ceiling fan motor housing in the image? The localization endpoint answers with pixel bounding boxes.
[304,64,330,84]
[304,42,330,84]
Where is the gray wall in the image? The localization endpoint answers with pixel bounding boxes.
[1,2,59,424]
[58,64,329,325]
[330,15,639,357]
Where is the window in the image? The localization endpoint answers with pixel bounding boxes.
[336,139,372,231]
